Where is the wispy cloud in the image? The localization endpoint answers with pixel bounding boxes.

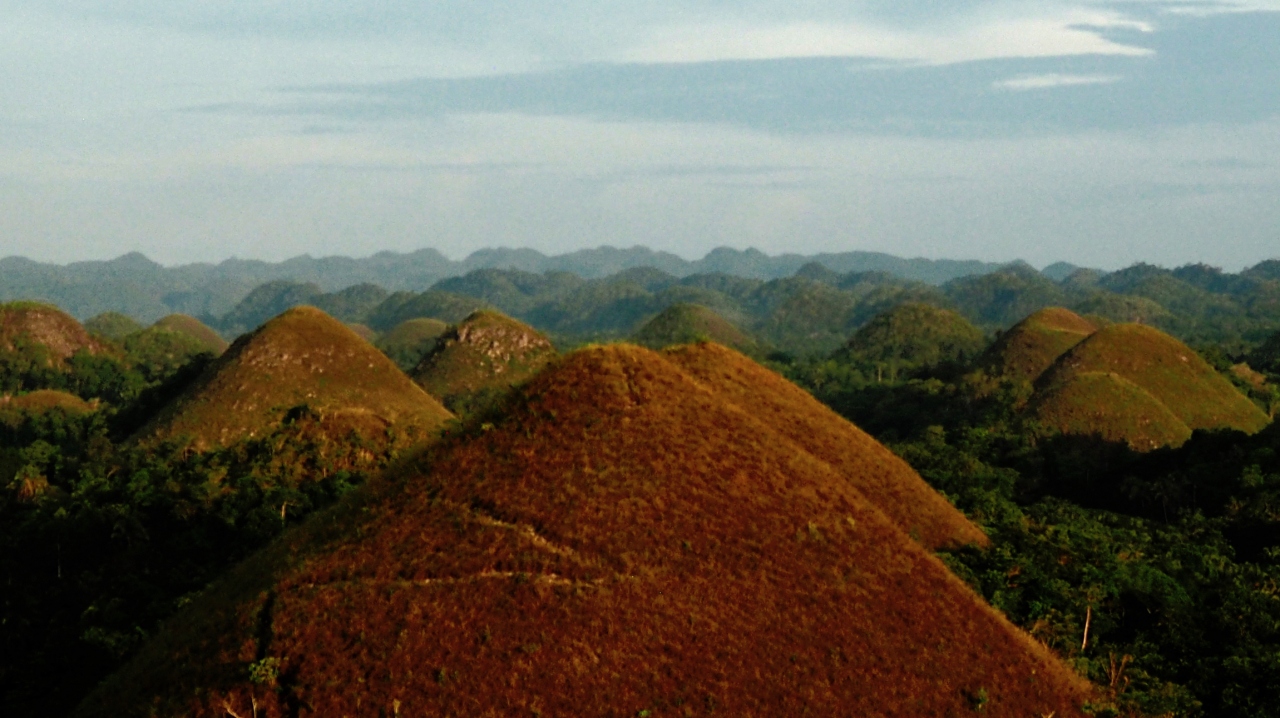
[993,73,1123,90]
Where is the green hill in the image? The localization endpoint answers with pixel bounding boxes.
[78,344,1090,718]
[133,306,453,449]
[1033,371,1194,451]
[84,312,143,341]
[834,302,984,373]
[981,307,1097,382]
[411,310,557,415]
[631,303,755,351]
[375,318,450,371]
[152,315,228,354]
[1037,323,1270,438]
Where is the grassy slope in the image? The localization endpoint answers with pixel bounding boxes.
[0,301,106,361]
[631,303,754,351]
[1039,323,1270,435]
[153,314,229,354]
[0,389,94,414]
[375,318,450,371]
[981,307,1098,382]
[666,342,988,549]
[412,310,557,410]
[1034,371,1194,450]
[835,301,985,365]
[80,344,1091,718]
[133,306,453,449]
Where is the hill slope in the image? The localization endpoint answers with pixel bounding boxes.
[981,307,1097,382]
[1038,323,1270,436]
[412,310,557,415]
[375,317,449,371]
[667,342,987,549]
[631,303,755,351]
[1034,371,1194,450]
[133,306,453,449]
[81,343,1090,717]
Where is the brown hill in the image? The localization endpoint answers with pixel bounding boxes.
[0,390,94,417]
[133,306,453,449]
[981,307,1097,382]
[375,317,449,371]
[1037,323,1270,437]
[412,310,557,415]
[152,314,229,354]
[632,303,756,352]
[666,341,987,549]
[1033,371,1193,451]
[81,344,1091,718]
[0,301,105,363]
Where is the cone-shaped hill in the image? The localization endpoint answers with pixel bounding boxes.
[85,312,144,341]
[1033,372,1193,451]
[0,301,106,362]
[981,307,1097,382]
[0,389,94,416]
[412,310,557,414]
[81,344,1091,717]
[152,314,229,355]
[667,341,987,549]
[632,303,756,352]
[376,317,449,371]
[133,306,453,449]
[834,302,984,368]
[1036,323,1270,444]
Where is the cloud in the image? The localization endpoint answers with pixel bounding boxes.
[994,73,1123,90]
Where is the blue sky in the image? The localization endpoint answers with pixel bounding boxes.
[2,1,1278,270]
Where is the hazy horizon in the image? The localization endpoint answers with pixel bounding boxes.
[4,1,1279,271]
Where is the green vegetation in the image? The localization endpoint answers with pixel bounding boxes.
[631,303,757,352]
[833,302,985,382]
[84,313,143,341]
[375,317,449,371]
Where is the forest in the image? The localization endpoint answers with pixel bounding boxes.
[2,255,1280,716]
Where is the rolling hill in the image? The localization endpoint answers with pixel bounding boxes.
[152,314,229,355]
[1035,323,1270,445]
[374,317,450,371]
[631,303,756,351]
[132,306,453,449]
[412,310,557,415]
[79,343,1090,717]
[833,302,985,371]
[0,301,106,363]
[981,307,1098,382]
[1032,371,1194,451]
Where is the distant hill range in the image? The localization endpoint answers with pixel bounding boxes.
[0,247,1005,322]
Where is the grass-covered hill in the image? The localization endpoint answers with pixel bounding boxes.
[1032,371,1194,451]
[631,303,756,351]
[79,344,1090,717]
[0,389,94,417]
[667,341,988,549]
[833,302,985,374]
[374,317,449,371]
[133,306,453,449]
[152,315,228,355]
[1035,323,1270,445]
[0,301,106,363]
[84,312,144,341]
[412,310,557,416]
[981,307,1098,382]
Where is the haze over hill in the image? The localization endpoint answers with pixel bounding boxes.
[80,343,1088,717]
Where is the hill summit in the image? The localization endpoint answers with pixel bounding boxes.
[81,343,1090,717]
[0,301,105,363]
[981,307,1098,382]
[834,302,985,373]
[152,314,229,355]
[1034,323,1270,449]
[631,303,756,352]
[133,306,452,449]
[412,309,556,415]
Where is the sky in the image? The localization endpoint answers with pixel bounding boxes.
[2,1,1278,271]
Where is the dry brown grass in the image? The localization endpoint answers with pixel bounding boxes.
[133,306,453,450]
[981,307,1097,382]
[1033,371,1193,451]
[666,341,988,549]
[0,389,94,416]
[82,343,1092,718]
